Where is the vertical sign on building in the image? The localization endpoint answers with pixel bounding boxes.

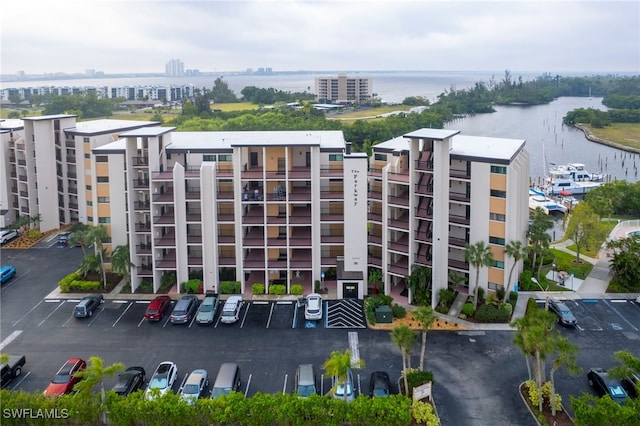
[343,154,368,272]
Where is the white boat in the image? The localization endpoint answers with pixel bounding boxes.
[529,188,567,214]
[545,163,606,196]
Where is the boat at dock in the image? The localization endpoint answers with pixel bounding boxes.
[545,163,606,196]
[529,188,568,215]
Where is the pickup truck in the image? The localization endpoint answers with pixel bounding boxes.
[1,354,26,387]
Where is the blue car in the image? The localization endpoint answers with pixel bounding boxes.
[1,265,16,284]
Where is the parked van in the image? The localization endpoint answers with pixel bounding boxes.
[211,363,241,398]
[295,364,317,398]
[220,296,243,324]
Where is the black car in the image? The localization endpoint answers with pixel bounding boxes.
[548,299,577,326]
[587,368,629,405]
[112,367,146,396]
[369,371,392,398]
[73,294,104,318]
[621,373,639,399]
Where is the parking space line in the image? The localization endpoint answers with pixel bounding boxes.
[244,373,252,398]
[137,317,146,328]
[37,301,66,327]
[112,302,133,327]
[12,300,44,326]
[0,330,23,351]
[87,307,104,327]
[162,316,171,328]
[240,303,250,328]
[62,314,75,328]
[348,332,360,366]
[320,374,325,395]
[282,374,288,394]
[188,312,197,328]
[292,304,299,328]
[266,302,275,328]
[603,300,639,331]
[9,371,30,391]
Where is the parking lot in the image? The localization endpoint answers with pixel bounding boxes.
[1,245,639,425]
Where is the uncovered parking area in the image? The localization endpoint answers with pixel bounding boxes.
[537,297,640,333]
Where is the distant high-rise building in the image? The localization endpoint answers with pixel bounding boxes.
[165,59,185,77]
[315,74,372,104]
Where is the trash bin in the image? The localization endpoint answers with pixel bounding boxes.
[375,305,393,323]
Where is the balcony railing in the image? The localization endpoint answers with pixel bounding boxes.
[132,157,148,166]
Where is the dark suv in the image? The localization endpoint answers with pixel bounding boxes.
[73,294,103,318]
[548,299,577,327]
[170,295,198,324]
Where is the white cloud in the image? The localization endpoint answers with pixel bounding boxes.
[1,0,638,75]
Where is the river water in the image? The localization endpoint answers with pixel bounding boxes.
[4,72,637,183]
[445,97,639,183]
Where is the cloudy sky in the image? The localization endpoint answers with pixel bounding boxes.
[1,0,638,75]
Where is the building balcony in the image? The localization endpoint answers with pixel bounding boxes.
[266,237,287,246]
[132,157,149,167]
[68,203,78,210]
[152,170,173,180]
[388,258,409,276]
[219,257,236,266]
[368,212,382,223]
[187,235,203,244]
[291,250,312,268]
[415,183,433,196]
[321,257,337,267]
[135,222,151,232]
[19,190,28,197]
[266,215,286,224]
[368,166,383,179]
[186,212,201,222]
[243,231,265,247]
[65,156,76,163]
[449,215,470,226]
[415,231,432,243]
[218,234,235,244]
[18,175,27,182]
[68,187,78,194]
[414,255,432,267]
[289,188,311,202]
[217,191,233,200]
[153,193,173,202]
[188,256,203,266]
[134,201,150,210]
[216,165,233,177]
[415,159,434,171]
[368,190,382,200]
[388,171,410,183]
[265,170,286,179]
[320,212,344,222]
[369,233,382,245]
[450,169,471,179]
[449,259,469,270]
[185,190,200,200]
[153,214,175,224]
[267,259,287,269]
[388,193,409,207]
[243,206,264,224]
[155,234,176,246]
[289,207,311,224]
[368,256,383,267]
[320,191,343,200]
[388,215,410,230]
[450,192,471,203]
[67,172,77,179]
[321,234,343,244]
[449,236,468,247]
[289,167,311,179]
[241,167,264,179]
[136,243,152,254]
[320,167,343,178]
[133,179,149,189]
[388,235,409,253]
[17,159,26,166]
[137,264,153,276]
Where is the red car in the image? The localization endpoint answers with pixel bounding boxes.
[43,358,86,397]
[144,296,172,321]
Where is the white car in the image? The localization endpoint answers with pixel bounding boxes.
[145,361,178,399]
[220,296,243,324]
[0,229,18,245]
[304,293,323,321]
[636,294,640,304]
[179,369,208,405]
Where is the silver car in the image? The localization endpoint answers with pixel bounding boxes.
[196,293,219,325]
[332,368,356,402]
[179,369,208,405]
[0,229,18,245]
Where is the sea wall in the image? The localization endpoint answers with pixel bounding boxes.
[575,123,640,154]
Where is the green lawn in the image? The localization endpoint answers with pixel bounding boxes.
[548,249,594,280]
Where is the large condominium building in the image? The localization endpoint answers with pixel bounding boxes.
[315,75,372,104]
[369,129,530,306]
[165,59,185,77]
[93,129,369,298]
[0,116,159,233]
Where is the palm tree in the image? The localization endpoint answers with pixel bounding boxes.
[528,208,553,275]
[390,324,417,395]
[464,241,494,310]
[549,337,581,416]
[413,306,436,371]
[110,245,134,286]
[503,240,528,301]
[69,223,90,256]
[78,253,101,278]
[323,349,364,401]
[87,225,109,287]
[406,264,432,305]
[74,356,124,424]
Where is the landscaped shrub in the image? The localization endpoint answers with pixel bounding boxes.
[435,305,449,314]
[437,288,455,309]
[220,281,241,294]
[475,304,512,322]
[392,304,407,318]
[412,400,440,425]
[314,280,321,292]
[364,294,394,325]
[461,302,475,317]
[269,284,286,295]
[181,279,201,293]
[404,369,435,395]
[477,287,485,305]
[137,279,153,293]
[290,284,303,295]
[526,297,539,314]
[58,272,100,292]
[58,272,81,291]
[252,283,265,294]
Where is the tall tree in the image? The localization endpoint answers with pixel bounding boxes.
[606,237,640,292]
[390,325,417,395]
[110,245,133,286]
[503,240,528,301]
[413,306,436,371]
[74,356,124,423]
[548,337,581,416]
[86,225,110,287]
[528,208,553,277]
[464,241,494,310]
[564,202,607,262]
[323,349,364,401]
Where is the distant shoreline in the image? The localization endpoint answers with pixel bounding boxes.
[574,124,640,154]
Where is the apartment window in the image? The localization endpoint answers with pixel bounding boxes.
[329,154,343,161]
[488,282,502,290]
[86,185,92,190]
[374,153,387,161]
[83,137,90,143]
[88,217,93,222]
[98,217,111,224]
[84,153,90,159]
[203,155,216,161]
[87,201,93,206]
[489,236,506,246]
[490,189,507,198]
[490,212,506,222]
[95,155,108,163]
[97,197,110,203]
[492,260,505,269]
[490,165,507,174]
[218,154,232,162]
[97,176,109,183]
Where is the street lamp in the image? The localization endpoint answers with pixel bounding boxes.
[552,263,557,284]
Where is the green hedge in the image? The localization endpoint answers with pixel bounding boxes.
[290,284,303,295]
[391,304,406,318]
[269,284,286,295]
[58,272,100,293]
[252,283,265,294]
[220,281,241,294]
[475,303,512,322]
[364,295,394,325]
[0,389,417,426]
